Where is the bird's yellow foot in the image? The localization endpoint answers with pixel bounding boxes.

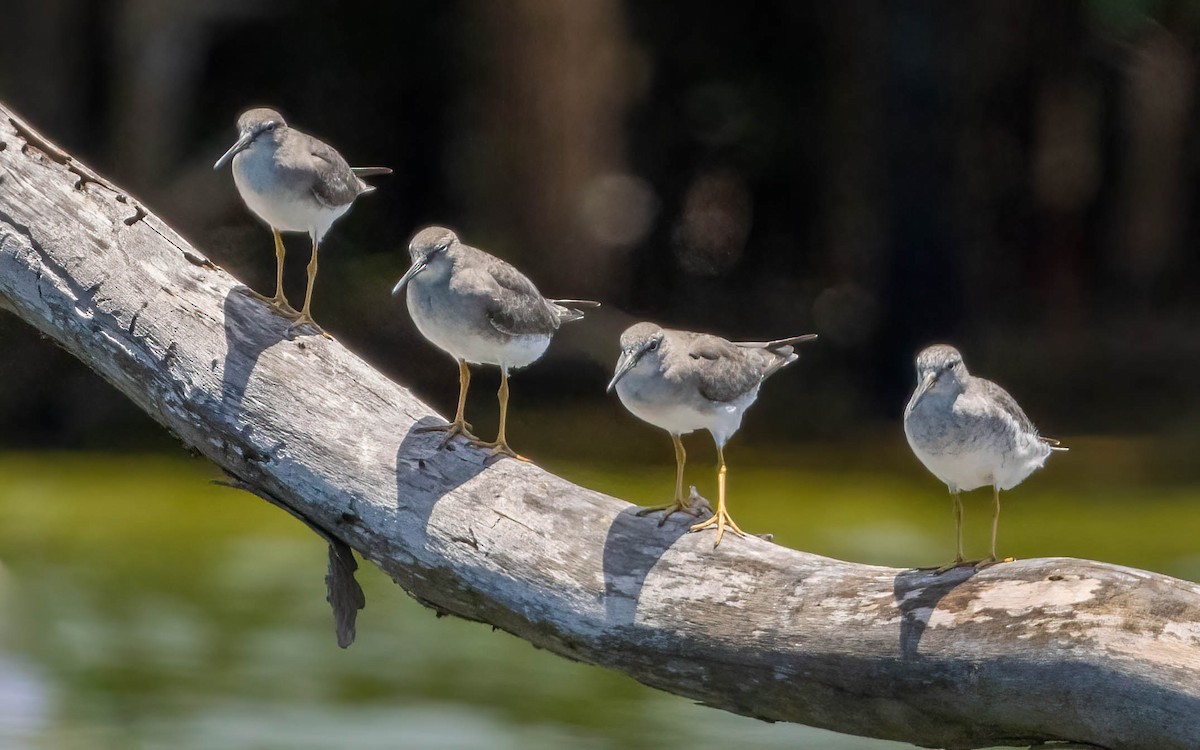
[974,556,1015,570]
[637,488,712,527]
[930,558,978,575]
[267,293,302,318]
[688,505,746,547]
[416,418,478,448]
[287,312,332,339]
[242,288,302,317]
[474,438,530,463]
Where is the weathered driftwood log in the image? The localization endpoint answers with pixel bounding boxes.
[0,101,1197,750]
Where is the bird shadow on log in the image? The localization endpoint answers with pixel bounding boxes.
[601,496,702,629]
[219,287,289,414]
[892,566,978,658]
[393,418,490,548]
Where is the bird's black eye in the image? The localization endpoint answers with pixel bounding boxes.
[265,122,277,132]
[647,339,659,352]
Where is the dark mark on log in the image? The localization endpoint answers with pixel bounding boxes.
[450,528,480,550]
[128,302,148,335]
[182,249,216,269]
[123,203,147,226]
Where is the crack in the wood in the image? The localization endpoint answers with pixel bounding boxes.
[449,527,480,550]
[182,249,217,269]
[9,115,151,228]
[491,510,536,534]
[115,194,147,223]
[128,302,148,335]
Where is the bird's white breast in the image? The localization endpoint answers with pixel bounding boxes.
[406,280,549,370]
[904,391,1052,492]
[232,149,348,240]
[616,365,758,446]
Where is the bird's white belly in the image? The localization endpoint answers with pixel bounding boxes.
[905,428,1050,492]
[616,380,756,445]
[233,155,348,239]
[407,292,549,370]
[907,445,995,492]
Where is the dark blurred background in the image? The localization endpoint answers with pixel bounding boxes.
[1,0,1199,455]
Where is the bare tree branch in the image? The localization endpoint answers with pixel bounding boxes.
[0,101,1197,750]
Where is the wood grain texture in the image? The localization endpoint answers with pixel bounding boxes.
[0,101,1197,750]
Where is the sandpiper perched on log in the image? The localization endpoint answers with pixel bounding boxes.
[903,344,1067,570]
[392,226,599,461]
[607,323,817,547]
[214,107,390,336]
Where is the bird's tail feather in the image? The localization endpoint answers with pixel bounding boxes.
[1041,436,1069,451]
[735,333,818,351]
[735,333,818,377]
[551,299,601,323]
[352,166,393,177]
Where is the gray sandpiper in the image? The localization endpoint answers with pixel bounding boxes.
[392,226,599,460]
[903,344,1067,570]
[214,107,390,336]
[607,322,817,547]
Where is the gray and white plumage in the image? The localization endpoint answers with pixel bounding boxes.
[608,322,817,446]
[903,344,1066,493]
[393,226,597,369]
[213,107,389,243]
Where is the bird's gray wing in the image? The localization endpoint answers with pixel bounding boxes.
[305,137,367,208]
[452,250,560,337]
[974,377,1040,436]
[682,334,764,403]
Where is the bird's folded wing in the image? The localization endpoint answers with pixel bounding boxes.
[975,378,1041,437]
[306,139,363,208]
[686,335,762,403]
[459,253,559,337]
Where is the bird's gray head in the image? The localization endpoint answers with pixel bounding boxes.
[408,226,459,263]
[913,344,969,398]
[392,226,459,296]
[607,322,666,393]
[213,108,288,170]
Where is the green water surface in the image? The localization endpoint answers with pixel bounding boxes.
[0,445,1194,749]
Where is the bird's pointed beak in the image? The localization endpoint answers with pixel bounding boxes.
[213,131,255,170]
[606,351,637,393]
[391,259,427,295]
[911,371,936,403]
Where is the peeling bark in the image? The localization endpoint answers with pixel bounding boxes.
[0,101,1197,750]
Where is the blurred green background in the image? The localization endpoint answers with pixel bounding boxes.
[1,1,1199,748]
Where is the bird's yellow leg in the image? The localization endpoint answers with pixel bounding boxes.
[246,229,300,316]
[288,237,330,338]
[475,369,529,462]
[417,360,478,446]
[637,434,699,525]
[933,491,975,574]
[688,446,746,546]
[270,230,298,313]
[976,485,1015,568]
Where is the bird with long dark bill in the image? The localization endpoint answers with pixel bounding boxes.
[393,226,598,460]
[214,107,390,336]
[608,323,817,547]
[903,344,1067,571]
